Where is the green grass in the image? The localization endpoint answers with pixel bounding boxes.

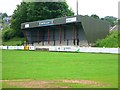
[2,50,118,88]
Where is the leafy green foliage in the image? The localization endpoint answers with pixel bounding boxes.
[0,13,8,27]
[2,26,15,41]
[10,2,28,37]
[103,16,117,26]
[2,37,25,46]
[10,2,74,38]
[91,14,99,19]
[1,13,8,19]
[95,31,120,47]
[0,15,2,23]
[90,14,117,26]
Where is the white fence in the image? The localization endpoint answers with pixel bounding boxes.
[49,46,78,52]
[79,47,119,54]
[0,46,119,54]
[49,46,119,54]
[0,46,35,50]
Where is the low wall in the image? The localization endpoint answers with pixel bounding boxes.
[0,46,119,54]
[0,46,35,50]
[49,46,119,54]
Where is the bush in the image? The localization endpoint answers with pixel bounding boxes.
[95,30,120,48]
[2,26,15,41]
[2,37,25,46]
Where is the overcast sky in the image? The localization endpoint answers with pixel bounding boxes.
[0,0,119,18]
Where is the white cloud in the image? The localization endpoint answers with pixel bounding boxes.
[67,0,119,18]
[0,0,22,16]
[0,0,119,18]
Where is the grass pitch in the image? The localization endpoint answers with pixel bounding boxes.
[2,50,118,88]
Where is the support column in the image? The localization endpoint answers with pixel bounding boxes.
[42,30,44,46]
[23,31,27,46]
[73,24,75,39]
[74,24,76,39]
[64,27,66,41]
[48,29,50,44]
[59,26,62,44]
[37,30,40,44]
[76,25,79,46]
[53,29,55,46]
[73,24,75,45]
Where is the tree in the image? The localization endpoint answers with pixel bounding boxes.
[10,2,28,37]
[103,16,117,26]
[0,13,8,24]
[91,14,99,19]
[2,26,15,41]
[10,2,74,38]
[2,13,8,19]
[0,14,2,23]
[0,13,9,30]
[95,30,120,47]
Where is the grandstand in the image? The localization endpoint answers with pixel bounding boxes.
[21,15,109,46]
